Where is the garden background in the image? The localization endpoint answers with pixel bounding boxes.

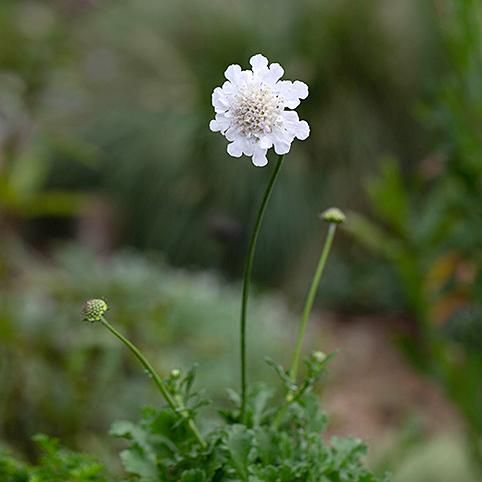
[0,0,481,480]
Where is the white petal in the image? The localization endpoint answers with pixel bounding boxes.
[252,148,269,167]
[209,114,231,133]
[282,110,300,123]
[295,120,310,140]
[212,87,229,112]
[258,136,273,149]
[292,80,309,99]
[225,126,238,141]
[280,112,310,141]
[221,80,236,95]
[239,69,253,84]
[276,80,309,109]
[227,140,244,158]
[273,138,292,155]
[263,63,284,85]
[242,143,255,156]
[224,64,243,84]
[209,119,222,132]
[250,54,269,71]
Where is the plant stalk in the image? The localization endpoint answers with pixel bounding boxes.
[289,223,337,381]
[240,154,285,422]
[100,316,206,448]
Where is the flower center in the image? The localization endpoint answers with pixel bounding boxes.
[231,84,283,138]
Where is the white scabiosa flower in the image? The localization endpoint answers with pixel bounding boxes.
[209,54,310,167]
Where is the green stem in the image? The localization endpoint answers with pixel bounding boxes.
[289,223,337,381]
[240,154,285,422]
[100,316,206,448]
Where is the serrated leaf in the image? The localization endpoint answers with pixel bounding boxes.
[226,425,254,482]
[110,420,155,457]
[251,386,274,427]
[264,358,296,391]
[119,448,157,481]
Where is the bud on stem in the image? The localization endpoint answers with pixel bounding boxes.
[83,299,108,322]
[289,209,344,382]
[82,301,206,448]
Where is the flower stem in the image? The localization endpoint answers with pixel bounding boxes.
[240,154,285,422]
[100,316,206,448]
[289,223,337,381]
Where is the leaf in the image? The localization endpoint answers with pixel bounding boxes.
[110,420,155,456]
[179,468,206,482]
[225,425,254,482]
[264,358,296,391]
[110,419,161,480]
[119,448,158,481]
[0,450,30,482]
[29,435,107,481]
[226,388,241,407]
[366,157,410,235]
[251,386,274,427]
[345,211,401,259]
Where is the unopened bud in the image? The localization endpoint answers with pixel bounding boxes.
[320,207,346,224]
[312,350,327,363]
[170,369,181,379]
[83,299,108,322]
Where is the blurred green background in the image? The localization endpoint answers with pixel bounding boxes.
[0,0,480,480]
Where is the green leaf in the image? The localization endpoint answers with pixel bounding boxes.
[0,451,30,482]
[179,468,206,482]
[250,386,275,427]
[366,157,410,235]
[119,447,158,481]
[345,211,401,258]
[225,425,254,482]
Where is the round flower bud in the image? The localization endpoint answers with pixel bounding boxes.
[311,350,327,363]
[83,299,108,322]
[320,207,346,224]
[170,369,181,379]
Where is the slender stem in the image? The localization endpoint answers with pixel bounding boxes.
[289,223,337,381]
[240,154,285,422]
[100,316,206,448]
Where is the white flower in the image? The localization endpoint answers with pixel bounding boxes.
[209,54,310,167]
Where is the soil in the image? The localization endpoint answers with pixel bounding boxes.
[314,313,460,447]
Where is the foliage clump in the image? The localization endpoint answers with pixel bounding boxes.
[1,358,387,482]
[0,435,107,482]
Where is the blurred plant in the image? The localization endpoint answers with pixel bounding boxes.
[63,202,383,481]
[0,435,108,482]
[39,0,439,289]
[0,245,292,459]
[0,234,388,481]
[0,363,386,482]
[346,0,482,470]
[0,0,92,274]
[0,197,385,480]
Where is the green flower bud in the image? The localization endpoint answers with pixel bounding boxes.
[320,207,346,224]
[170,369,181,379]
[83,299,108,322]
[312,350,327,363]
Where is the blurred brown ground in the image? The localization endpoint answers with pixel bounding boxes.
[317,313,460,445]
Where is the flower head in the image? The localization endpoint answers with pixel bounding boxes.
[210,54,310,167]
[321,207,346,224]
[311,350,327,363]
[83,299,108,322]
